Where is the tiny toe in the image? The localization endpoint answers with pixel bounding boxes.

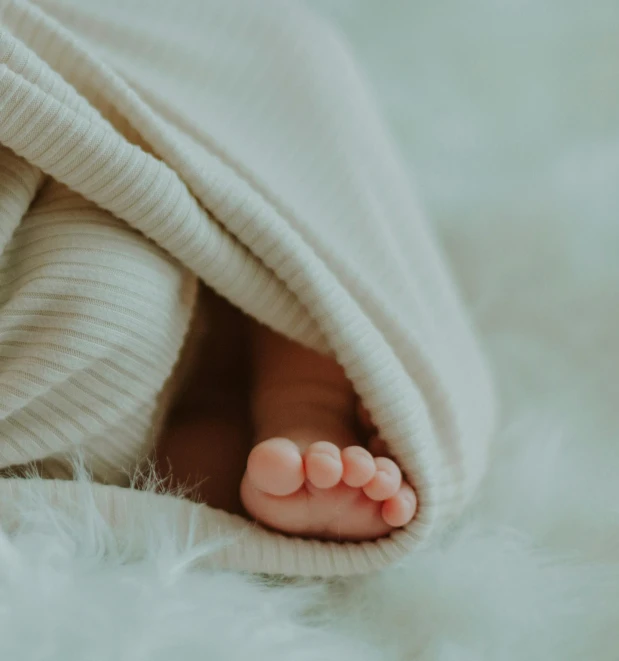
[381,484,417,528]
[363,457,402,501]
[304,441,343,489]
[246,438,304,496]
[341,446,376,487]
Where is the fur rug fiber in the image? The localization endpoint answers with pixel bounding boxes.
[4,1,619,658]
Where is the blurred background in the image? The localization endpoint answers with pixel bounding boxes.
[314,0,619,429]
[315,1,619,237]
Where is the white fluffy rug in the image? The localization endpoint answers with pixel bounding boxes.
[4,1,619,658]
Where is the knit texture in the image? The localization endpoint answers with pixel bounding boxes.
[0,0,496,576]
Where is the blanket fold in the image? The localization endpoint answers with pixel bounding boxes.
[0,0,496,576]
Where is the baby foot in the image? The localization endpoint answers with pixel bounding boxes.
[240,321,417,541]
[240,437,417,540]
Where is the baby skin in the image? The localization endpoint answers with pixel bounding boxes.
[156,291,417,541]
[243,322,417,540]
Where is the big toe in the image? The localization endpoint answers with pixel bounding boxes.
[246,438,304,496]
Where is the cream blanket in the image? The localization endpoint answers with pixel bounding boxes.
[0,0,496,576]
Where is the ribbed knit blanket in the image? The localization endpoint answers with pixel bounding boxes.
[0,0,495,576]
